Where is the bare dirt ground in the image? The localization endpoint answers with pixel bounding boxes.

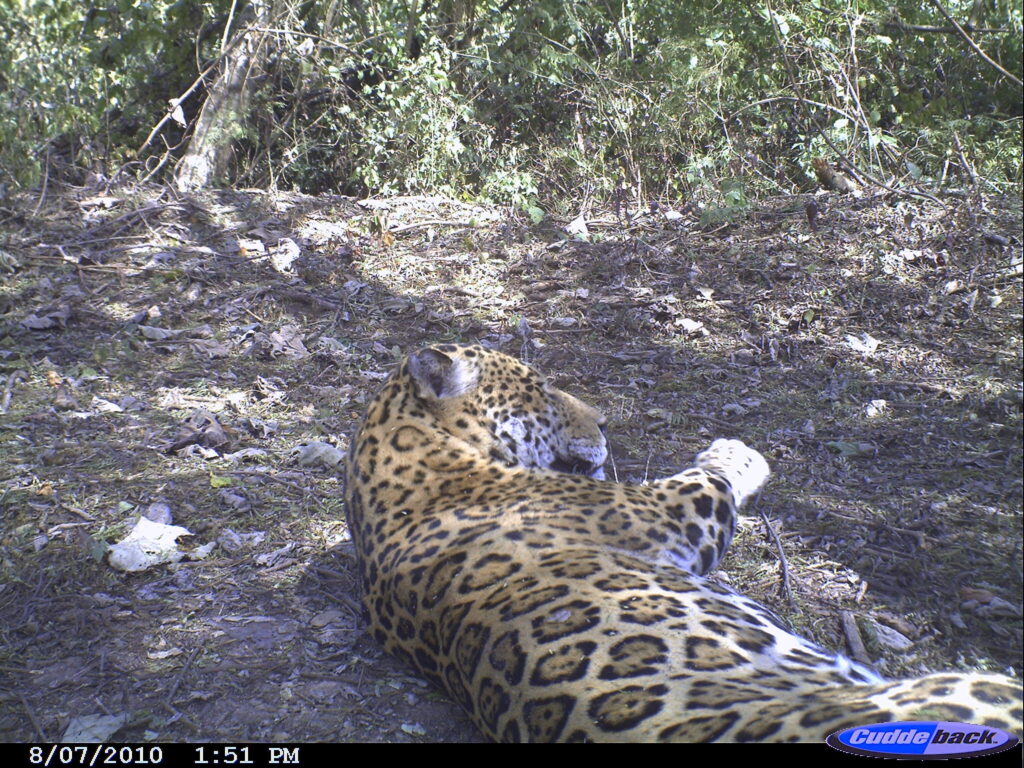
[0,185,1020,743]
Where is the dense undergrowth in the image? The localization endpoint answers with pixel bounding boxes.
[1,1,1020,210]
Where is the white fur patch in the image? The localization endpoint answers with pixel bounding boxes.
[696,439,770,508]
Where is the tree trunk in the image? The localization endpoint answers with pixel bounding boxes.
[175,1,271,192]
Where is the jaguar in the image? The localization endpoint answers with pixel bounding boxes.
[343,343,1022,742]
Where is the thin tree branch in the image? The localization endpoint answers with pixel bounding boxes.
[221,0,239,53]
[137,32,247,158]
[928,0,1022,87]
[876,21,1006,35]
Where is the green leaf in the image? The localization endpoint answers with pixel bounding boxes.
[526,205,545,224]
[86,536,109,562]
[825,441,875,458]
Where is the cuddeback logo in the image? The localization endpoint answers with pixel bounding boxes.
[826,721,1020,759]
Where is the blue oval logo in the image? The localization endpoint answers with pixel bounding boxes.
[826,721,1020,759]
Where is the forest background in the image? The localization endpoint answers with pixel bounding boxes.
[1,0,1020,207]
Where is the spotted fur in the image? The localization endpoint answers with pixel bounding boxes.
[344,344,1023,742]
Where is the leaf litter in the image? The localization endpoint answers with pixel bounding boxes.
[0,185,1020,742]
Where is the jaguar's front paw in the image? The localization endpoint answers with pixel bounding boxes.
[696,438,770,508]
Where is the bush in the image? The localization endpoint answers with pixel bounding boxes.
[1,0,1020,200]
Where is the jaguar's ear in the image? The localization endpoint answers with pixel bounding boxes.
[407,348,478,400]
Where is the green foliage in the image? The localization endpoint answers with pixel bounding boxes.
[700,178,749,226]
[1,0,1021,199]
[0,0,223,186]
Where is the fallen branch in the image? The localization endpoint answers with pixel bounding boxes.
[0,370,26,414]
[388,219,479,234]
[275,288,344,311]
[60,504,96,522]
[25,254,187,275]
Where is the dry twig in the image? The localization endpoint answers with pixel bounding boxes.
[840,610,874,667]
[19,693,47,741]
[758,504,794,606]
[164,648,201,707]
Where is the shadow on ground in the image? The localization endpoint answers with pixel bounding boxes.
[0,185,1020,741]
